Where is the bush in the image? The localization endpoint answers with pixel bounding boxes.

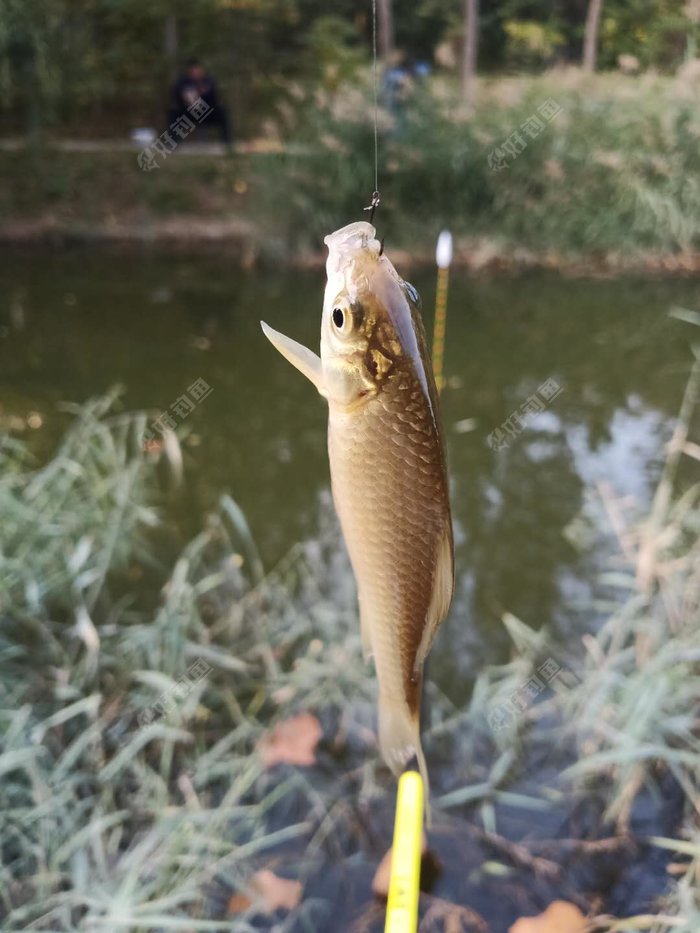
[258,69,700,258]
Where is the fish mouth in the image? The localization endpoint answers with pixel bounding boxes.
[324,222,381,278]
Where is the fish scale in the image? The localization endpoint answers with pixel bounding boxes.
[329,385,443,702]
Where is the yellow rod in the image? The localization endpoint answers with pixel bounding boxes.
[432,265,449,394]
[384,771,424,933]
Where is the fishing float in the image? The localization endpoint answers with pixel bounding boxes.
[431,229,453,394]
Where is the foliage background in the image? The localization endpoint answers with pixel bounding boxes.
[1,0,699,136]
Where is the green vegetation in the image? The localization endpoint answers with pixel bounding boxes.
[0,393,375,928]
[2,2,700,266]
[1,334,698,928]
[6,70,700,268]
[1,0,698,135]
[537,349,700,932]
[0,146,250,228]
[268,69,700,257]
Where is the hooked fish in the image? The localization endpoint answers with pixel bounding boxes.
[261,221,453,801]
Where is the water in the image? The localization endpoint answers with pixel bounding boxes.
[1,247,698,701]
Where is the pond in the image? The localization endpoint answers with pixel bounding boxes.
[0,245,697,709]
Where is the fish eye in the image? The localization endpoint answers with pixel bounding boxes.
[330,298,359,335]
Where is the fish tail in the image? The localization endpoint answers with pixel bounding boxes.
[378,692,432,826]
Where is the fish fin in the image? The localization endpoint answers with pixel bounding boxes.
[260,321,326,397]
[415,522,454,671]
[378,693,431,826]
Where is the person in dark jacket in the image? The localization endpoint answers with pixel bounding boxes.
[168,58,231,145]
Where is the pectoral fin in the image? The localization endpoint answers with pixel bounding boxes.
[415,522,454,671]
[261,321,325,397]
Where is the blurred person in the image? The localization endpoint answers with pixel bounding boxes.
[383,55,412,118]
[168,58,231,146]
[383,57,429,132]
[413,60,431,79]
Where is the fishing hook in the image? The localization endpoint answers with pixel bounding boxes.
[364,189,381,225]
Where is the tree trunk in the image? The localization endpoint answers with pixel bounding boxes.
[164,13,178,68]
[582,0,604,72]
[462,0,479,101]
[377,0,394,61]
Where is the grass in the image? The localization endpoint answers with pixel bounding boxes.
[0,326,698,929]
[484,339,700,931]
[0,145,255,230]
[0,392,389,930]
[560,346,700,932]
[257,68,700,261]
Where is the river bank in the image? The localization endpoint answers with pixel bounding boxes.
[5,202,700,279]
[4,70,700,277]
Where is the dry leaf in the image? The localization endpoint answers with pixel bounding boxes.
[258,712,322,767]
[509,900,586,933]
[227,892,252,914]
[372,832,428,897]
[249,869,302,912]
[421,894,488,932]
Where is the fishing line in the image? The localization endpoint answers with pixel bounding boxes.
[364,0,381,224]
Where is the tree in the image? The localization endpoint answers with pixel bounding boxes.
[463,0,479,100]
[582,0,604,70]
[377,0,394,60]
[164,12,178,70]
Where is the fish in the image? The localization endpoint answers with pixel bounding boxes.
[261,221,453,804]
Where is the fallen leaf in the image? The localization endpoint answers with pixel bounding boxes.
[421,894,488,932]
[372,832,428,897]
[509,900,586,933]
[258,712,322,768]
[227,892,252,914]
[249,869,302,912]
